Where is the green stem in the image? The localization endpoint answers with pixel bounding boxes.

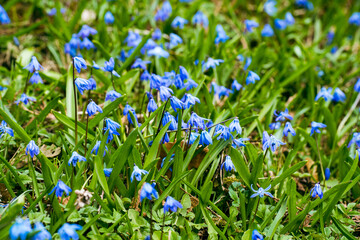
[84,114,89,156]
[149,200,153,240]
[72,58,78,145]
[315,135,326,187]
[249,197,260,227]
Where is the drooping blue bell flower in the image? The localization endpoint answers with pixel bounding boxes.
[231,79,242,91]
[274,109,293,122]
[349,12,360,26]
[148,46,169,58]
[252,229,264,240]
[87,77,96,90]
[9,217,32,240]
[170,96,183,112]
[0,120,14,139]
[215,24,229,44]
[221,155,235,172]
[130,164,149,182]
[332,88,346,102]
[283,122,296,137]
[164,196,183,213]
[167,33,183,49]
[347,132,360,148]
[80,37,96,50]
[295,0,314,10]
[141,70,151,81]
[251,184,274,198]
[199,130,212,146]
[154,0,172,22]
[229,118,242,135]
[216,126,233,141]
[244,19,259,32]
[68,151,86,167]
[246,71,260,85]
[274,19,287,30]
[188,112,207,130]
[29,71,43,84]
[49,179,72,197]
[104,168,112,177]
[104,11,115,24]
[285,12,295,26]
[105,90,122,102]
[147,96,158,113]
[25,140,40,158]
[269,122,281,130]
[101,57,120,77]
[86,100,103,116]
[171,16,188,29]
[123,103,139,126]
[261,24,274,37]
[131,58,151,70]
[69,34,81,49]
[192,11,208,27]
[58,223,82,240]
[162,112,177,130]
[24,56,44,73]
[310,121,326,136]
[202,57,224,72]
[189,132,200,144]
[325,168,330,180]
[315,87,333,101]
[15,93,36,105]
[310,182,323,199]
[140,182,158,202]
[232,138,249,148]
[77,25,97,38]
[262,131,285,152]
[75,78,91,95]
[91,141,108,156]
[264,0,277,16]
[159,86,174,102]
[183,78,198,91]
[0,5,11,24]
[152,28,162,40]
[124,31,142,47]
[73,56,87,73]
[32,222,51,240]
[104,118,121,143]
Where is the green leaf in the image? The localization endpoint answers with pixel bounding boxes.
[229,148,251,187]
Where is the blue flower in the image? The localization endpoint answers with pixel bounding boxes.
[104,11,114,24]
[183,78,198,91]
[192,11,208,27]
[274,19,287,30]
[49,180,72,197]
[250,184,274,198]
[64,43,76,57]
[92,61,100,70]
[77,25,97,38]
[124,31,142,47]
[326,30,335,45]
[9,217,32,240]
[164,196,183,213]
[264,0,277,16]
[80,37,95,50]
[152,28,162,40]
[199,130,212,146]
[91,141,108,156]
[168,33,183,49]
[310,182,323,199]
[131,58,151,70]
[141,70,151,81]
[29,71,43,84]
[86,100,103,116]
[333,88,346,102]
[75,78,91,95]
[269,122,281,130]
[229,119,242,135]
[159,86,173,101]
[58,223,82,240]
[148,46,170,58]
[348,132,360,148]
[231,79,242,91]
[283,122,296,137]
[25,140,40,158]
[162,112,177,130]
[349,12,360,26]
[88,77,96,90]
[188,112,207,130]
[295,0,314,10]
[202,58,224,71]
[179,66,190,80]
[310,121,326,136]
[147,96,158,113]
[140,182,158,202]
[210,82,232,98]
[101,57,120,77]
[73,56,87,73]
[0,120,14,138]
[246,71,260,85]
[189,132,200,144]
[24,56,43,73]
[325,168,330,180]
[285,12,295,26]
[170,96,183,112]
[69,34,81,49]
[171,16,188,29]
[261,24,274,37]
[104,168,112,177]
[274,109,293,122]
[13,37,20,46]
[0,5,11,24]
[123,104,139,126]
[68,151,86,167]
[174,75,184,89]
[232,138,249,148]
[221,155,235,172]
[315,87,333,101]
[244,57,252,70]
[262,131,285,152]
[215,24,229,44]
[15,93,36,105]
[330,46,337,54]
[105,90,122,102]
[154,0,172,22]
[104,118,121,142]
[244,20,259,32]
[32,222,52,240]
[252,229,264,240]
[131,164,149,182]
[216,126,233,141]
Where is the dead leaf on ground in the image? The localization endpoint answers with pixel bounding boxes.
[40,144,61,158]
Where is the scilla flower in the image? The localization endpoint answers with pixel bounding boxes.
[250,184,274,198]
[68,151,86,167]
[221,155,235,171]
[246,71,260,85]
[9,217,32,240]
[232,79,242,91]
[29,71,43,84]
[0,120,14,138]
[77,25,97,38]
[162,112,177,130]
[202,58,224,71]
[73,56,87,73]
[168,33,183,49]
[333,88,346,102]
[310,182,323,199]
[131,164,149,182]
[25,140,40,158]
[152,28,162,40]
[274,19,287,30]
[24,56,43,73]
[164,196,183,213]
[105,90,122,102]
[104,11,114,24]
[215,24,229,44]
[88,77,96,90]
[261,24,274,37]
[58,223,82,240]
[310,121,326,136]
[131,58,151,70]
[104,168,112,177]
[315,87,333,101]
[283,122,296,137]
[123,104,139,126]
[91,141,108,156]
[140,182,158,202]
[189,132,200,144]
[159,86,173,101]
[171,16,188,29]
[347,132,360,148]
[285,12,295,25]
[269,122,281,130]
[75,78,91,95]
[192,11,208,27]
[199,130,212,146]
[147,46,170,58]
[0,5,11,24]
[80,37,95,50]
[232,138,249,148]
[49,179,72,197]
[147,95,158,113]
[32,222,51,240]
[325,168,330,180]
[262,131,285,152]
[244,19,259,32]
[274,109,293,122]
[101,57,120,77]
[264,0,277,16]
[349,12,360,26]
[229,118,242,135]
[86,100,103,116]
[15,93,36,105]
[252,229,264,240]
[170,96,183,112]
[182,93,200,109]
[104,118,121,142]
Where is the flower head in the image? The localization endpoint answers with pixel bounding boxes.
[131,58,151,70]
[349,12,360,26]
[80,37,95,50]
[202,57,224,72]
[221,155,235,171]
[9,217,32,240]
[264,0,277,16]
[87,77,96,90]
[262,131,285,152]
[229,118,242,135]
[154,0,172,22]
[246,71,260,85]
[58,223,82,240]
[274,109,293,122]
[269,122,281,130]
[0,5,11,24]
[170,96,183,112]
[104,118,121,143]
[147,46,170,58]
[24,56,43,73]
[159,86,174,101]
[315,87,333,102]
[250,184,274,198]
[310,121,326,136]
[252,229,264,240]
[152,28,162,40]
[15,93,36,105]
[162,112,177,130]
[164,196,183,213]
[25,140,40,158]
[231,79,242,91]
[104,11,114,24]
[274,19,287,30]
[75,78,91,95]
[29,71,43,84]
[168,33,183,49]
[0,120,14,138]
[244,20,259,32]
[104,168,112,177]
[125,31,142,47]
[188,112,206,130]
[192,11,208,27]
[91,141,108,157]
[310,182,323,199]
[333,88,346,102]
[123,103,139,126]
[325,168,330,180]
[261,24,274,37]
[348,132,360,148]
[32,222,51,240]
[147,95,158,113]
[131,164,149,182]
[105,90,122,102]
[199,130,212,146]
[283,122,296,137]
[140,182,159,202]
[215,24,229,44]
[77,25,97,38]
[68,151,86,167]
[171,16,188,29]
[73,56,87,73]
[232,138,249,148]
[86,100,103,116]
[285,12,295,25]
[102,57,120,77]
[49,180,72,197]
[182,93,200,109]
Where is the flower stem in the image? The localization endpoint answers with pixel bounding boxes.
[315,135,326,187]
[84,114,89,156]
[154,98,169,140]
[111,72,116,91]
[160,212,166,240]
[23,72,30,93]
[72,58,78,145]
[249,197,260,227]
[149,200,153,240]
